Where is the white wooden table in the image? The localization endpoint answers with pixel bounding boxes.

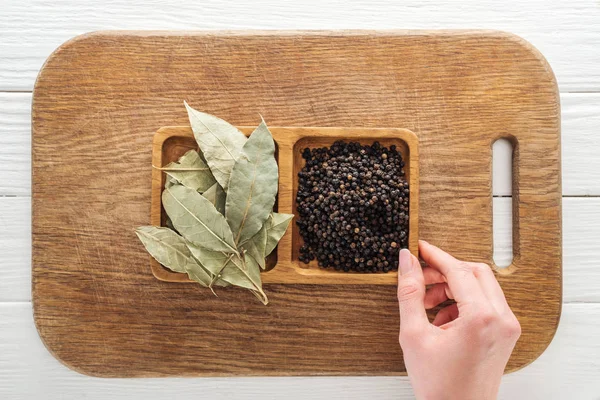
[1,2,599,399]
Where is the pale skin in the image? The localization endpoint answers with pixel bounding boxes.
[397,240,522,400]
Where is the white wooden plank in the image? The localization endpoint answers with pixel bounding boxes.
[1,0,600,92]
[498,304,600,400]
[1,93,599,196]
[0,302,597,399]
[562,198,600,303]
[561,93,600,196]
[492,138,513,198]
[0,198,30,302]
[3,197,600,302]
[493,197,513,268]
[0,93,31,196]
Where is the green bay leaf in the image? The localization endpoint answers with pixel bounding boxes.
[165,216,177,233]
[156,150,216,193]
[184,260,212,287]
[265,212,294,256]
[162,184,238,254]
[187,246,230,288]
[202,182,226,215]
[165,176,177,189]
[184,102,247,191]
[225,120,278,246]
[135,226,194,274]
[221,255,267,304]
[242,222,267,269]
[187,243,236,276]
[188,242,267,304]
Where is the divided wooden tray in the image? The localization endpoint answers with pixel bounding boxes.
[151,126,419,284]
[32,31,562,377]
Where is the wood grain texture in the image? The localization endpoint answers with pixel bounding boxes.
[2,0,600,92]
[4,302,600,399]
[151,127,419,284]
[32,31,561,376]
[2,92,599,197]
[16,197,600,304]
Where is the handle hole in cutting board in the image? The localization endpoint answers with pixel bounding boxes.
[492,138,514,268]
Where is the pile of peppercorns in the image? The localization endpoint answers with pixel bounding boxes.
[296,140,409,273]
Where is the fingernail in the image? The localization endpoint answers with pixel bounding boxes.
[399,249,413,275]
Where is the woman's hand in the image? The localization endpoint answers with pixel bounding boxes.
[397,240,521,400]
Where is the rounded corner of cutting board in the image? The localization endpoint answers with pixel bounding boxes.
[489,30,559,98]
[33,32,108,97]
[506,287,563,374]
[32,300,109,377]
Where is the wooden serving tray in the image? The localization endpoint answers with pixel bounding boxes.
[32,31,561,377]
[151,126,419,284]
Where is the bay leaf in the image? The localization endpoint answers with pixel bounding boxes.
[165,216,177,233]
[135,226,194,274]
[220,255,268,305]
[187,242,238,276]
[156,150,216,193]
[184,260,212,287]
[184,101,247,191]
[242,222,267,269]
[225,120,278,246]
[165,176,177,189]
[162,184,238,254]
[188,242,267,304]
[164,179,180,233]
[202,182,226,215]
[265,212,294,256]
[187,249,230,288]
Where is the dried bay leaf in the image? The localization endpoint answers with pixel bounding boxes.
[188,242,267,304]
[156,150,216,193]
[242,223,267,269]
[265,212,294,256]
[135,226,197,275]
[184,101,247,191]
[187,243,237,276]
[164,178,180,233]
[137,106,285,304]
[184,261,213,287]
[165,176,177,189]
[162,184,238,254]
[165,216,177,233]
[185,258,228,289]
[186,246,230,288]
[225,120,278,246]
[202,182,226,215]
[220,255,267,304]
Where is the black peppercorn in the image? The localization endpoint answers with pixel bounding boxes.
[296,140,409,273]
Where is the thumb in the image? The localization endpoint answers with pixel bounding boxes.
[397,249,428,339]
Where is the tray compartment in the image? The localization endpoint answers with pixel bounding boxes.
[151,126,419,285]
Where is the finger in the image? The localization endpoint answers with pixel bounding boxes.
[470,262,510,313]
[418,240,457,275]
[424,283,453,309]
[418,240,488,307]
[433,303,459,327]
[423,266,446,285]
[397,249,429,334]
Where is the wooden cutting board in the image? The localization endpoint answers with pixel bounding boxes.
[32,31,561,377]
